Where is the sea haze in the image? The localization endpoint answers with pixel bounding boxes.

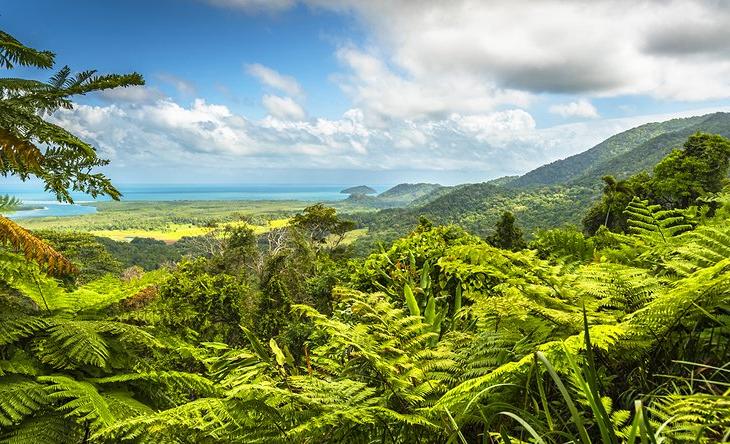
[3,183,389,219]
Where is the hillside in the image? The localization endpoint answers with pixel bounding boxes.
[352,183,595,252]
[352,112,730,252]
[343,183,445,209]
[376,183,442,202]
[510,112,730,188]
[571,112,730,185]
[341,185,377,195]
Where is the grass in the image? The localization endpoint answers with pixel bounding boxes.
[82,218,296,242]
[339,228,368,245]
[19,198,366,243]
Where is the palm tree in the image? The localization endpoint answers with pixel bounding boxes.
[601,175,630,228]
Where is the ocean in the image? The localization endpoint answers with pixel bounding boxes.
[2,183,388,219]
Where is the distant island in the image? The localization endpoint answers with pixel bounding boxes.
[340,185,377,196]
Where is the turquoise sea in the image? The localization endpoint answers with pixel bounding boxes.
[2,184,388,219]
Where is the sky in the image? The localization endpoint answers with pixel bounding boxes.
[4,0,730,185]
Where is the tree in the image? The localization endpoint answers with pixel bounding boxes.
[35,230,123,284]
[0,30,143,273]
[582,172,652,235]
[291,203,355,248]
[651,132,730,208]
[487,211,526,251]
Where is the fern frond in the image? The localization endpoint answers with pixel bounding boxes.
[0,31,54,69]
[38,375,115,429]
[0,378,49,426]
[0,313,49,346]
[91,371,219,397]
[0,413,79,444]
[624,197,692,242]
[668,225,730,275]
[0,214,75,275]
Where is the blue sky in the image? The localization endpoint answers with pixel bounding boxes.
[4,0,730,185]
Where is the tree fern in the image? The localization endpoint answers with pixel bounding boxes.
[667,225,730,275]
[624,197,692,242]
[0,413,79,444]
[0,218,76,275]
[0,378,49,426]
[39,375,115,429]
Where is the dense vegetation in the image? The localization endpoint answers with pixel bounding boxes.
[510,112,730,188]
[2,30,730,443]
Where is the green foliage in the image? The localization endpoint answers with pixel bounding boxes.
[97,237,180,271]
[623,197,692,242]
[652,132,730,208]
[291,203,355,247]
[0,253,178,443]
[3,67,730,443]
[487,211,527,251]
[530,226,596,263]
[0,195,20,213]
[34,230,123,284]
[136,258,257,345]
[511,113,723,188]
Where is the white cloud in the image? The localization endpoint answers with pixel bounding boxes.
[52,94,730,182]
[549,99,600,119]
[211,0,730,107]
[246,63,303,97]
[96,85,164,103]
[156,73,196,96]
[262,94,306,120]
[334,47,531,122]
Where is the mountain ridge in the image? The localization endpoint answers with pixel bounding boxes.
[509,112,730,188]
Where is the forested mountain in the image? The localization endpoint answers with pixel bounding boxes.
[352,183,594,251]
[376,182,442,203]
[510,112,730,188]
[351,112,730,251]
[340,185,377,196]
[343,183,445,209]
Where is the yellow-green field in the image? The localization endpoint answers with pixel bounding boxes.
[87,218,293,242]
[20,200,369,243]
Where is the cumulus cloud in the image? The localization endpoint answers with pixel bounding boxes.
[70,0,730,181]
[212,0,730,105]
[335,47,530,122]
[156,73,197,96]
[246,63,303,97]
[96,85,165,104]
[549,99,600,119]
[262,94,306,120]
[54,95,730,182]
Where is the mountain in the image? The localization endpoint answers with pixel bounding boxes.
[340,183,444,209]
[509,112,730,188]
[341,185,377,195]
[351,111,730,254]
[377,183,442,201]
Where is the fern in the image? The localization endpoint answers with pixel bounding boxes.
[0,413,80,444]
[0,195,21,213]
[0,215,76,275]
[38,375,115,430]
[624,197,692,242]
[0,378,49,426]
[576,263,665,314]
[668,225,730,275]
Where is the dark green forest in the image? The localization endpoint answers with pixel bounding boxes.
[2,30,730,444]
